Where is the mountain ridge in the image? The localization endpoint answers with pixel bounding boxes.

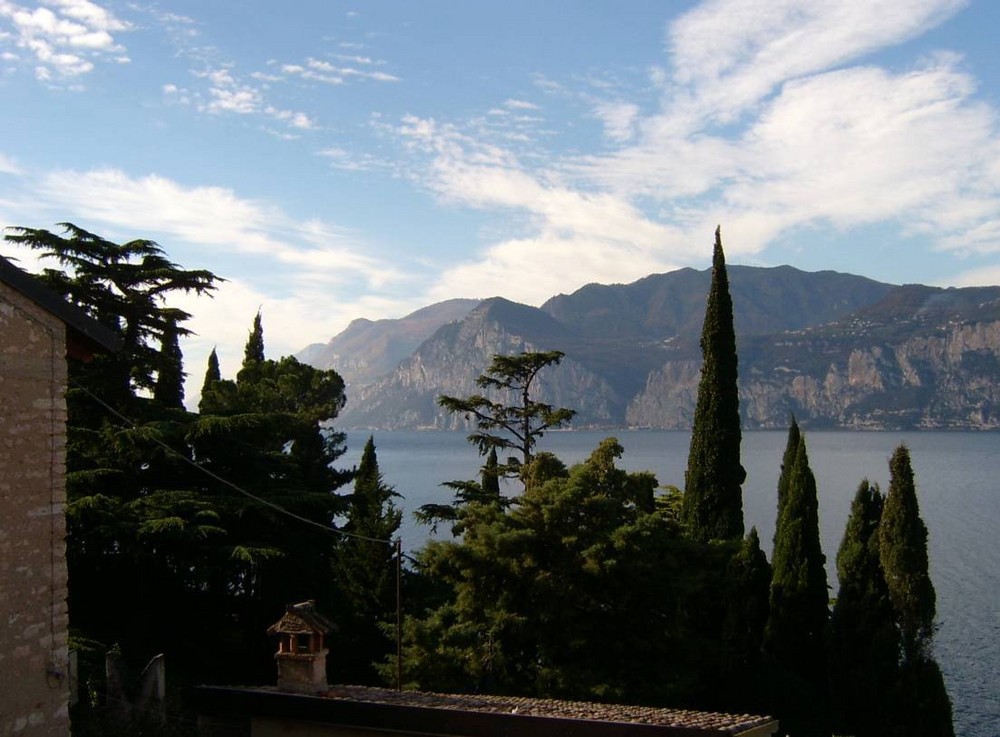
[296,265,1000,431]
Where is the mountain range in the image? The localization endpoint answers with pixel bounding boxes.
[297,265,1000,431]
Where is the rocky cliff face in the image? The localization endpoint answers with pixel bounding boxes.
[340,298,622,430]
[628,319,1000,430]
[297,299,481,387]
[315,267,1000,431]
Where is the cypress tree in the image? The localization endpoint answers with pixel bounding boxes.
[763,431,829,735]
[335,436,402,683]
[765,430,828,683]
[198,347,236,416]
[774,417,800,547]
[153,317,185,409]
[877,445,954,736]
[683,226,745,542]
[722,527,771,676]
[239,310,266,380]
[482,446,501,497]
[829,480,898,737]
[879,444,936,659]
[203,346,221,388]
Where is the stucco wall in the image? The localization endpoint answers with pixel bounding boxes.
[0,283,71,737]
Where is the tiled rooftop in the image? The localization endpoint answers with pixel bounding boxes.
[321,684,776,735]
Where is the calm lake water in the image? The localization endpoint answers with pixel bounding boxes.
[344,430,1000,737]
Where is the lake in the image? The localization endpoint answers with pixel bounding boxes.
[343,430,1000,737]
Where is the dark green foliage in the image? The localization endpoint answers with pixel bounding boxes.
[829,480,898,737]
[774,417,800,546]
[333,437,402,684]
[765,428,828,702]
[873,445,953,735]
[153,317,185,409]
[721,528,771,681]
[203,347,221,388]
[482,447,501,497]
[400,438,722,704]
[184,321,351,676]
[683,227,745,542]
[889,656,955,737]
[827,453,953,737]
[879,444,936,660]
[242,310,266,370]
[198,348,224,414]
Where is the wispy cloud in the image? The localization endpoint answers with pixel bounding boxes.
[504,98,539,111]
[166,64,316,130]
[397,115,686,302]
[592,101,640,142]
[665,0,968,128]
[32,167,401,287]
[0,151,21,174]
[281,56,399,85]
[0,0,131,81]
[387,0,998,306]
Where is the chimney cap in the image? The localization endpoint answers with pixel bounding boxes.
[266,600,336,636]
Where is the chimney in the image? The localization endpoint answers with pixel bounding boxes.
[266,600,336,694]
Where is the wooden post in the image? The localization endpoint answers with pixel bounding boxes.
[395,537,402,691]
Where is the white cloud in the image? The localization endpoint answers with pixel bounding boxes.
[34,168,403,287]
[593,101,640,142]
[0,0,131,80]
[278,56,400,85]
[949,262,1000,287]
[426,233,682,307]
[396,115,690,303]
[666,0,968,127]
[0,151,21,174]
[186,65,315,130]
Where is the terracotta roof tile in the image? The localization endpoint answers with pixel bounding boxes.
[320,684,776,735]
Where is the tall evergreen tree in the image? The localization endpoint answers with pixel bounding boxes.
[766,432,828,670]
[721,527,771,679]
[438,350,575,476]
[774,417,800,547]
[153,316,185,409]
[877,445,954,736]
[421,352,575,532]
[482,447,501,497]
[682,226,745,542]
[334,436,402,684]
[243,310,265,365]
[879,444,936,660]
[185,316,351,681]
[828,480,898,737]
[203,347,221,387]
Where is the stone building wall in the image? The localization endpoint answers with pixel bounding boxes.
[0,282,71,737]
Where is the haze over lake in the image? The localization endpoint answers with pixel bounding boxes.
[345,429,1000,737]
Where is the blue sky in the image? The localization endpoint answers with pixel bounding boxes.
[1,0,999,400]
